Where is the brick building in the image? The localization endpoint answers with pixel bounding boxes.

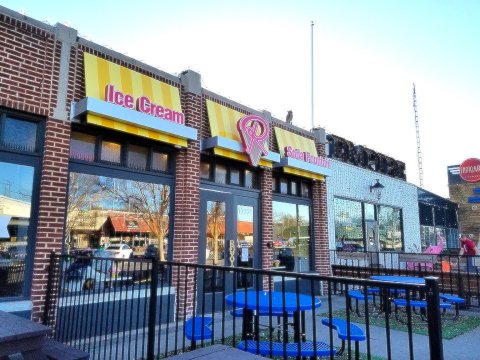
[0,6,332,320]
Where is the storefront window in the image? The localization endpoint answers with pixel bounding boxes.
[2,117,37,152]
[101,140,121,164]
[272,201,311,272]
[66,172,171,260]
[214,164,227,184]
[291,181,298,196]
[128,145,148,170]
[301,182,310,198]
[280,179,288,194]
[70,132,96,161]
[0,161,34,297]
[378,206,403,251]
[334,198,364,251]
[230,169,240,185]
[205,201,225,266]
[152,151,169,172]
[245,170,255,188]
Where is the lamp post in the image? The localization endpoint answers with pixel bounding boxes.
[370,179,384,202]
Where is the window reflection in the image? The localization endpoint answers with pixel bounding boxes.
[237,205,254,288]
[66,172,170,260]
[70,132,95,161]
[334,198,364,251]
[0,161,34,297]
[2,117,37,152]
[205,201,225,293]
[378,206,402,251]
[272,201,311,272]
[100,141,121,164]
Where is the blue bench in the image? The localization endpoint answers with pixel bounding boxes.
[185,316,213,348]
[440,294,465,320]
[393,299,452,309]
[238,340,336,357]
[321,318,366,359]
[347,290,374,316]
[393,299,452,322]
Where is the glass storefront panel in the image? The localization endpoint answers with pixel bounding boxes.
[70,132,96,161]
[334,198,364,250]
[237,205,253,288]
[66,172,170,260]
[0,161,34,297]
[100,141,121,164]
[378,206,403,251]
[205,201,225,266]
[273,201,311,271]
[3,117,37,152]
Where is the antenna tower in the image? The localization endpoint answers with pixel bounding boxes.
[413,83,424,187]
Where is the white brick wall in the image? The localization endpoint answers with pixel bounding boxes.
[326,159,420,252]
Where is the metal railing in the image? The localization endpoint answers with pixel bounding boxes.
[330,249,480,307]
[44,252,445,360]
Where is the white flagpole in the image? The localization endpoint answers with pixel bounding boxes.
[311,20,314,130]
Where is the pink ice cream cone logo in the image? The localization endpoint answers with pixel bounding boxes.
[237,115,269,167]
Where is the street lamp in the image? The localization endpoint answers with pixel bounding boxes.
[370,179,384,201]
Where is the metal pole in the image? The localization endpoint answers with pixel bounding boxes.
[147,257,159,360]
[311,20,314,130]
[43,250,56,326]
[425,276,444,360]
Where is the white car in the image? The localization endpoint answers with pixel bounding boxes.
[106,244,133,259]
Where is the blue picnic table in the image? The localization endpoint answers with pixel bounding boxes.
[225,290,321,343]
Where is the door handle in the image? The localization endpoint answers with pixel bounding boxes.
[229,240,235,267]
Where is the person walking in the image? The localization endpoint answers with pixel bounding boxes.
[459,233,479,272]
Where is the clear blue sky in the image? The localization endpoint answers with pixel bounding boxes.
[2,0,480,197]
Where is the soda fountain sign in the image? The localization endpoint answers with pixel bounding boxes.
[284,146,331,168]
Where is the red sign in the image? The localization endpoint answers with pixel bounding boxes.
[460,158,480,182]
[237,115,269,167]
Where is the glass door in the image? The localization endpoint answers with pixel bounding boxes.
[198,189,259,310]
[234,196,258,290]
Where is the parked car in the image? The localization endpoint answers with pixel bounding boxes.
[64,253,117,291]
[105,244,133,259]
[144,244,159,259]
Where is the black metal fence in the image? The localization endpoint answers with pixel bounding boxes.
[330,250,480,307]
[44,252,445,360]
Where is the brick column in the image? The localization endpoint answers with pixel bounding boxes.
[171,71,202,318]
[31,117,71,322]
[313,180,330,276]
[260,168,273,289]
[313,129,331,277]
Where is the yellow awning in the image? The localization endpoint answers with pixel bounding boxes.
[274,127,331,180]
[87,114,187,147]
[84,53,188,147]
[283,167,325,181]
[205,99,275,166]
[206,99,244,141]
[274,127,318,156]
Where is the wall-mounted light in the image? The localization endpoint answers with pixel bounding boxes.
[370,179,384,201]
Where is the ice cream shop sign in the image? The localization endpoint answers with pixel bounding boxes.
[284,146,331,168]
[460,158,480,183]
[105,84,185,125]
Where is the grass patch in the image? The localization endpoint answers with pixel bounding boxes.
[324,308,480,340]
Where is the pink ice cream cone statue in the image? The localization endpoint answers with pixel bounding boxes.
[423,233,445,254]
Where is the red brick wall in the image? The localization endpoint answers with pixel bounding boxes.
[171,89,202,317]
[260,169,273,261]
[0,14,72,322]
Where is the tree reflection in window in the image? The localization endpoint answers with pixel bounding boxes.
[206,201,225,266]
[66,173,170,260]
